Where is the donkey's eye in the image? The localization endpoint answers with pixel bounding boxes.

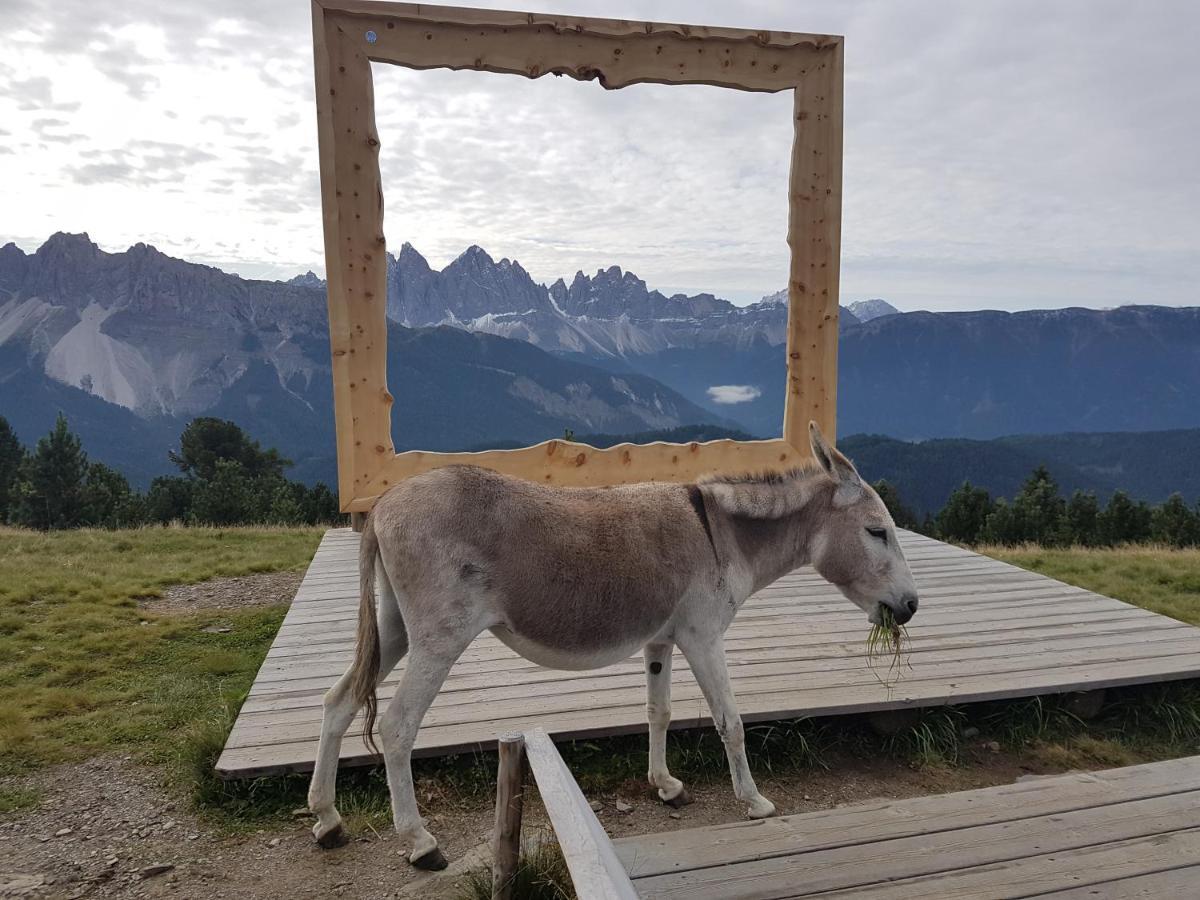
[866,526,888,544]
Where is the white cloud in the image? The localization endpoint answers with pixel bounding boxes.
[707,385,762,405]
[1,0,1198,310]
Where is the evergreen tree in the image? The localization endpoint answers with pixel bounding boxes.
[935,481,994,544]
[1151,493,1200,547]
[1063,490,1102,546]
[189,459,257,525]
[871,479,918,530]
[146,476,194,524]
[980,498,1019,545]
[1009,465,1066,546]
[16,413,88,530]
[266,480,304,524]
[0,416,23,523]
[302,482,342,525]
[80,462,144,528]
[1100,491,1153,545]
[170,418,291,482]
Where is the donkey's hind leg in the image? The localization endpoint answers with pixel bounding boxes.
[644,642,690,807]
[308,565,408,847]
[378,629,477,870]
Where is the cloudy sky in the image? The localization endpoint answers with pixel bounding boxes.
[1,1,1197,310]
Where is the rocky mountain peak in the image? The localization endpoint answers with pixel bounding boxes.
[848,298,900,322]
[288,271,325,290]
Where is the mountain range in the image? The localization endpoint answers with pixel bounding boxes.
[2,233,1198,491]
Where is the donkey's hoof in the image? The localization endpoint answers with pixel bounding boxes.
[661,787,693,809]
[747,797,777,820]
[315,823,348,849]
[411,846,449,871]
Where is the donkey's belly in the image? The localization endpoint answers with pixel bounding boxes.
[488,625,649,671]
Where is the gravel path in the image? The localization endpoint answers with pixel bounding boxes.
[140,572,304,615]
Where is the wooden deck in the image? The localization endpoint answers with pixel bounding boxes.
[217,528,1200,778]
[612,755,1200,898]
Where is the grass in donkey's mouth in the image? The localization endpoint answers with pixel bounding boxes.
[866,606,910,687]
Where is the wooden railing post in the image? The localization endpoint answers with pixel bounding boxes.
[492,732,527,900]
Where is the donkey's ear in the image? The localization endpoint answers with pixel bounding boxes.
[808,421,861,486]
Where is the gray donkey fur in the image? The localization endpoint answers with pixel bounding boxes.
[307,422,919,869]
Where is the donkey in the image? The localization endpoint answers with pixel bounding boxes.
[306,422,919,869]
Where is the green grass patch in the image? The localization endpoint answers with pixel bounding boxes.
[0,525,322,781]
[455,836,574,900]
[981,544,1200,626]
[0,784,39,814]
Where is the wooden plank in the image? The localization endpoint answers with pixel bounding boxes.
[221,641,1200,747]
[811,828,1200,899]
[1036,864,1200,898]
[626,791,1200,898]
[523,729,638,900]
[613,757,1200,878]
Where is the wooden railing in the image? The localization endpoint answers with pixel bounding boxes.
[492,729,638,900]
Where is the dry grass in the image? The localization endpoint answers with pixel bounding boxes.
[978,544,1200,626]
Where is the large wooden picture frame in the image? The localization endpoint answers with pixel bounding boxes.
[311,0,843,512]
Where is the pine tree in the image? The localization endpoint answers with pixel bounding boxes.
[189,459,256,525]
[1151,493,1200,548]
[1100,491,1153,545]
[935,481,994,544]
[0,416,23,523]
[871,479,918,530]
[16,413,88,530]
[81,462,144,528]
[1063,490,1102,546]
[146,476,194,524]
[980,498,1019,545]
[1010,465,1066,546]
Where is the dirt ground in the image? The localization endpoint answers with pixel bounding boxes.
[0,573,1089,900]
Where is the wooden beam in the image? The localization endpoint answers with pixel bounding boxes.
[313,3,395,509]
[523,728,638,900]
[325,4,835,93]
[354,437,805,509]
[491,732,526,900]
[783,40,843,449]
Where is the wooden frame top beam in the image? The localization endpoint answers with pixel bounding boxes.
[320,0,840,93]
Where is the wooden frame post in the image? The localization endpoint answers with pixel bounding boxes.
[311,1,844,512]
[492,732,526,900]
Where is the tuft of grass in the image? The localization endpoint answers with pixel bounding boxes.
[0,784,40,814]
[866,606,910,687]
[455,836,575,900]
[882,707,967,767]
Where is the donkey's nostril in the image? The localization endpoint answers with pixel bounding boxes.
[905,597,919,615]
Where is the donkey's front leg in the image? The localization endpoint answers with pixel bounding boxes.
[644,642,690,807]
[678,632,777,819]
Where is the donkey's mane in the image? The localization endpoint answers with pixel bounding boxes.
[699,462,823,487]
[697,462,826,520]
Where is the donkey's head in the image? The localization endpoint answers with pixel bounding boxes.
[807,422,920,626]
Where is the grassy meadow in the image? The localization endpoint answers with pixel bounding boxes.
[982,544,1200,626]
[0,526,323,796]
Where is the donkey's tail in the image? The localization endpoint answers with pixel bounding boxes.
[349,511,382,756]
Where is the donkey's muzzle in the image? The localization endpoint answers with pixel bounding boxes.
[884,593,919,625]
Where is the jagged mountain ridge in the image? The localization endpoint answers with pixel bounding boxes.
[0,234,724,485]
[382,242,852,357]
